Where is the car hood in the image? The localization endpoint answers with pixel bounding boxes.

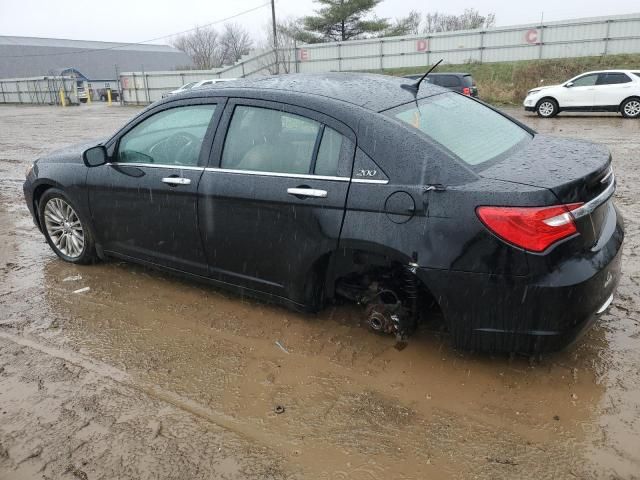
[528,84,561,94]
[479,134,611,203]
[37,139,105,165]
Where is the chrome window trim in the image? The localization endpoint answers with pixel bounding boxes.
[204,167,350,182]
[571,171,616,220]
[107,163,390,184]
[109,162,205,171]
[351,178,389,184]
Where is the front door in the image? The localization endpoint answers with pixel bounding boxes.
[198,99,355,304]
[87,101,220,276]
[561,73,598,108]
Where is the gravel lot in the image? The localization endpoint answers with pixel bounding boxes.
[0,103,639,479]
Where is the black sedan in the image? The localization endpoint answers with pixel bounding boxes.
[23,73,623,354]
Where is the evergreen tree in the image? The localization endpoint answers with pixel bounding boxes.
[298,0,389,43]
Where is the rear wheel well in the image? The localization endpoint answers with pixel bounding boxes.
[620,95,640,108]
[324,249,442,322]
[620,96,640,116]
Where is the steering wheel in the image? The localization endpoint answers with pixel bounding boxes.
[149,132,200,165]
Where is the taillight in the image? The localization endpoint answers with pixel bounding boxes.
[476,203,584,252]
[462,87,471,96]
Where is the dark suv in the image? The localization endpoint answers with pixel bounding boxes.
[404,73,478,97]
[23,73,622,354]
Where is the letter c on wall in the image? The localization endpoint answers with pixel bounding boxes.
[525,29,539,45]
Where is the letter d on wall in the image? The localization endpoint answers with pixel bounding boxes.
[416,39,428,52]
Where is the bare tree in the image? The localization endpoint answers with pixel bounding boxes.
[384,10,421,36]
[173,26,224,69]
[258,19,300,74]
[423,9,495,34]
[220,23,253,66]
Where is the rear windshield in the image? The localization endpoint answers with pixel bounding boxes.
[386,93,531,166]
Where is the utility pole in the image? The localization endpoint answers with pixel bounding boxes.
[271,0,279,74]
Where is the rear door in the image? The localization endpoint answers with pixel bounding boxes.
[197,99,355,302]
[593,72,633,107]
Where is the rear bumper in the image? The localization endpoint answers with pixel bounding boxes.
[417,207,624,353]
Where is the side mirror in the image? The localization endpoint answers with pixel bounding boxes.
[83,145,108,167]
[565,82,574,88]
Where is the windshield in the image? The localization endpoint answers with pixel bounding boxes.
[386,93,531,166]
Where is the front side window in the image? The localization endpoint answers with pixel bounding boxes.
[387,93,531,166]
[221,106,321,174]
[118,105,216,166]
[571,74,598,87]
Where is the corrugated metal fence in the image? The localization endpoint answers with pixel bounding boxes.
[2,13,639,105]
[0,76,77,105]
[119,13,640,104]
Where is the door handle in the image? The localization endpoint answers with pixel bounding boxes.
[287,187,328,198]
[162,177,191,186]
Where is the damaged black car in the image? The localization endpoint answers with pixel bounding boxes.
[23,73,623,353]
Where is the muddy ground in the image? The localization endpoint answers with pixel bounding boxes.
[0,103,638,480]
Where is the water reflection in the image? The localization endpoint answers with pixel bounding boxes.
[39,257,615,478]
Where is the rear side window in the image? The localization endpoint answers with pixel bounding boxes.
[462,75,474,86]
[597,73,631,85]
[221,106,321,174]
[314,127,343,176]
[438,75,462,88]
[387,93,531,166]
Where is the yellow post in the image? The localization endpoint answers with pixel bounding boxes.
[107,88,112,106]
[59,88,66,107]
[86,84,91,104]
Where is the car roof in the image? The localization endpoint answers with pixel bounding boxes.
[178,72,446,112]
[426,72,472,76]
[577,69,638,75]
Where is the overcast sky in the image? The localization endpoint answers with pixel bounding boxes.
[0,0,638,45]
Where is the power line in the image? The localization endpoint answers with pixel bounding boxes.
[0,1,271,59]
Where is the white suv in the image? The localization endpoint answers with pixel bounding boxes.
[523,70,640,118]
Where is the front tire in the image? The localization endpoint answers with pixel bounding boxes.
[38,189,97,264]
[536,98,559,118]
[621,97,640,118]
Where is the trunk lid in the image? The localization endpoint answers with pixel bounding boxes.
[479,134,614,250]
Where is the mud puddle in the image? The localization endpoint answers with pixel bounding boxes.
[1,104,639,479]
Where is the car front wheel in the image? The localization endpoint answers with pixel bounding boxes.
[621,98,640,118]
[536,99,558,118]
[38,189,97,264]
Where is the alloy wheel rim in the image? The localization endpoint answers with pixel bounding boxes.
[624,100,640,117]
[539,102,554,116]
[43,198,85,258]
